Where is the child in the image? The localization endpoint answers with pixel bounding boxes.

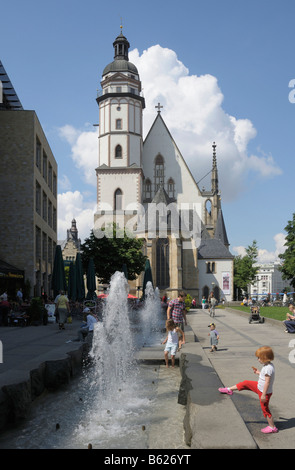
[162,319,185,368]
[218,345,278,434]
[208,322,219,352]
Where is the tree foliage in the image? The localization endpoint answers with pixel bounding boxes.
[80,224,147,284]
[234,240,258,296]
[279,213,295,288]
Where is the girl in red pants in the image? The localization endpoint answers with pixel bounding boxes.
[218,346,278,434]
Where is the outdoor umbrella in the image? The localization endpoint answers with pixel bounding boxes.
[142,259,153,297]
[68,262,77,301]
[51,245,67,298]
[86,257,96,300]
[75,252,85,302]
[122,263,128,280]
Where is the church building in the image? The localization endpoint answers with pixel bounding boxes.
[94,30,234,302]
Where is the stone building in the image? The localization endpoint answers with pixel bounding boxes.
[93,30,234,302]
[0,61,57,298]
[59,219,81,265]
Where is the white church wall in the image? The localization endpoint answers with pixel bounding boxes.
[198,259,233,302]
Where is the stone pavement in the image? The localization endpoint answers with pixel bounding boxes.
[185,307,295,449]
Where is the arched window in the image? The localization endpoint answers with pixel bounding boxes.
[115,145,122,159]
[145,178,152,200]
[206,199,212,216]
[154,154,164,192]
[167,178,175,198]
[156,238,170,288]
[114,188,122,210]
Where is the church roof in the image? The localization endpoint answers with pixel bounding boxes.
[151,185,172,205]
[214,209,229,246]
[197,237,234,259]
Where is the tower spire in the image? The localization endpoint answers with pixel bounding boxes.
[211,141,218,194]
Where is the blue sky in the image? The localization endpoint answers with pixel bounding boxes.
[1,0,294,263]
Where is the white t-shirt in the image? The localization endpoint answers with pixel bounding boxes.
[258,363,275,394]
[87,314,97,331]
[167,329,179,345]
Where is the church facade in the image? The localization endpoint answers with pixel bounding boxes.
[94,30,234,302]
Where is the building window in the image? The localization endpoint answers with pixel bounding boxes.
[114,188,123,210]
[115,144,122,159]
[145,178,152,199]
[154,154,164,192]
[206,262,216,273]
[42,192,47,222]
[156,238,170,289]
[53,173,57,198]
[48,163,52,191]
[35,181,41,215]
[116,119,122,130]
[167,178,175,198]
[36,137,41,170]
[43,151,47,182]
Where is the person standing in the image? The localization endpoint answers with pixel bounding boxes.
[162,319,185,368]
[208,322,219,352]
[167,291,187,331]
[16,288,23,305]
[56,290,70,330]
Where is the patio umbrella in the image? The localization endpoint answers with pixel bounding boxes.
[75,252,85,302]
[122,263,128,280]
[142,259,153,296]
[68,262,77,301]
[51,245,67,298]
[86,257,96,300]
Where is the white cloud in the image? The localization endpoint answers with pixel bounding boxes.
[57,191,96,242]
[130,45,282,201]
[233,233,286,264]
[59,124,98,186]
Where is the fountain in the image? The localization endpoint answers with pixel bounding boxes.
[0,271,169,449]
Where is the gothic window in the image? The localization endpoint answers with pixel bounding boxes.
[154,154,164,192]
[167,178,175,198]
[156,238,170,288]
[144,178,152,200]
[115,144,122,159]
[206,199,212,216]
[114,188,123,210]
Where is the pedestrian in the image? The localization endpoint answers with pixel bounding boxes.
[218,345,278,434]
[162,319,185,368]
[16,288,23,305]
[208,322,219,352]
[283,304,295,333]
[167,291,187,331]
[209,295,217,317]
[201,296,206,309]
[192,297,196,308]
[56,290,70,330]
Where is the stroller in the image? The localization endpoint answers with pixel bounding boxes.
[249,305,264,324]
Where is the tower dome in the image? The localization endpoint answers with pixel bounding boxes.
[102,31,138,76]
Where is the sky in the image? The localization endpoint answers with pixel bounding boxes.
[1,0,295,264]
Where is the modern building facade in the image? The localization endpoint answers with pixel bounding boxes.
[0,61,57,299]
[94,31,234,301]
[248,262,293,298]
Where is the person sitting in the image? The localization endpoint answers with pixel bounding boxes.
[284,304,295,333]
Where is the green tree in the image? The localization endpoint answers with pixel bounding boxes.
[279,213,295,288]
[234,240,258,298]
[81,224,147,284]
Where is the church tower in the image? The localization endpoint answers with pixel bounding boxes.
[94,28,145,231]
